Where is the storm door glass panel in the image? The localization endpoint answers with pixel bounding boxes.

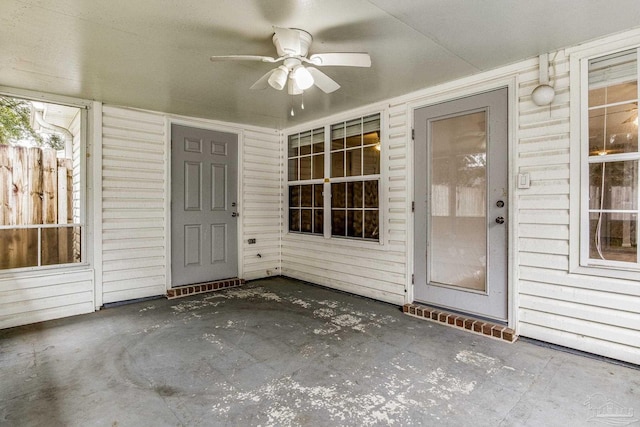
[430,111,487,291]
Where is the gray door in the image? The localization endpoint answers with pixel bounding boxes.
[414,88,508,321]
[171,124,238,287]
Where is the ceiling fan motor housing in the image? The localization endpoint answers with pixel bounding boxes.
[272,28,312,57]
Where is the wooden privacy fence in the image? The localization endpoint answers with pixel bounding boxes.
[0,145,77,269]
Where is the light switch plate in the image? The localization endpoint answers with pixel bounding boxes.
[518,172,530,189]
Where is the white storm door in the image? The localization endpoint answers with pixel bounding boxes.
[414,88,508,321]
[171,125,238,287]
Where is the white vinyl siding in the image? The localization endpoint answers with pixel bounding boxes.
[0,270,93,329]
[241,129,282,280]
[100,106,167,303]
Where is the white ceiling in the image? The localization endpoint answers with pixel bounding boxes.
[2,0,640,129]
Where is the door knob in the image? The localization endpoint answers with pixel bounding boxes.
[495,216,504,224]
[496,200,504,208]
[232,212,239,217]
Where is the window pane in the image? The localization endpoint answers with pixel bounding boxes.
[362,145,380,175]
[312,154,324,179]
[289,209,300,232]
[588,49,637,99]
[347,181,363,208]
[299,156,312,180]
[365,180,379,208]
[313,128,324,153]
[289,186,300,207]
[363,114,381,134]
[589,161,638,210]
[364,211,379,240]
[346,118,362,148]
[0,97,83,270]
[331,210,346,236]
[363,130,379,146]
[42,226,81,266]
[588,104,638,155]
[589,212,637,262]
[331,122,345,150]
[301,209,312,232]
[288,158,298,181]
[314,184,323,207]
[331,183,346,208]
[314,210,323,234]
[300,185,313,207]
[345,148,362,176]
[299,130,312,155]
[347,210,363,237]
[331,152,344,177]
[288,134,299,157]
[0,228,38,269]
[589,82,638,107]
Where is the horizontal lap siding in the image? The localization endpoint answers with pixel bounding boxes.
[242,129,282,280]
[517,53,640,364]
[281,105,408,306]
[0,270,94,329]
[101,106,167,303]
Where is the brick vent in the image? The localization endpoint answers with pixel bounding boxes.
[166,278,245,300]
[403,303,517,343]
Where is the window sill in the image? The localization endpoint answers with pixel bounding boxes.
[0,263,92,279]
[570,262,640,281]
[284,232,384,248]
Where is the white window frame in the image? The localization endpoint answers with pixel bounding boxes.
[569,32,640,280]
[0,87,91,274]
[286,111,384,244]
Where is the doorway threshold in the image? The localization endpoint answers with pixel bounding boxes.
[167,278,244,299]
[403,303,517,343]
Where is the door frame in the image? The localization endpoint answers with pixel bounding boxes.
[407,77,518,330]
[165,117,244,290]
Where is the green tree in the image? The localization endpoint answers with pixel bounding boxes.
[46,133,65,150]
[0,96,43,145]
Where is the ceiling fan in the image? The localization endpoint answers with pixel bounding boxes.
[210,27,371,94]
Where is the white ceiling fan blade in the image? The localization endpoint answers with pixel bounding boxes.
[307,67,340,93]
[308,53,371,67]
[250,69,276,90]
[210,55,277,63]
[273,27,301,55]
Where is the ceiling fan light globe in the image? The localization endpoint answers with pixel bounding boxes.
[292,66,314,90]
[268,66,289,90]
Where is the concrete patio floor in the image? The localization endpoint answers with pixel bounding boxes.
[1,277,638,426]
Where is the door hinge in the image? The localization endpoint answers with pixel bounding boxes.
[411,128,415,140]
[412,201,415,212]
[411,274,414,284]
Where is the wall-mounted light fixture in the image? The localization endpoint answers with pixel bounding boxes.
[531,53,555,106]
